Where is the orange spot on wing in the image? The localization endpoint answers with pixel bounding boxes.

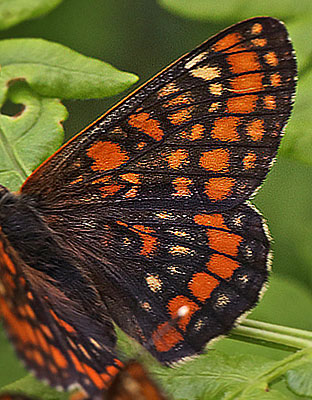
[252,38,267,47]
[106,365,120,377]
[35,328,50,353]
[121,173,141,184]
[100,183,123,198]
[270,72,281,87]
[165,149,188,169]
[246,119,265,141]
[33,350,45,366]
[227,94,258,113]
[205,177,235,201]
[87,141,128,171]
[51,345,68,369]
[100,372,112,383]
[164,93,192,108]
[70,176,83,185]
[41,324,53,339]
[114,358,124,368]
[116,220,128,227]
[194,214,227,229]
[227,51,260,74]
[24,304,35,319]
[69,350,85,374]
[230,73,263,93]
[133,225,157,256]
[200,148,229,172]
[251,23,263,34]
[207,254,240,279]
[84,364,107,390]
[264,95,276,110]
[137,141,147,150]
[129,112,164,141]
[169,107,193,125]
[264,51,279,66]
[2,272,15,289]
[243,152,257,169]
[152,323,183,352]
[167,295,199,331]
[2,251,17,275]
[207,229,242,256]
[124,187,138,198]
[188,272,219,302]
[213,33,243,52]
[172,177,193,197]
[211,117,240,142]
[50,309,76,333]
[182,124,205,140]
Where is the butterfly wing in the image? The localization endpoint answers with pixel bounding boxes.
[1,16,296,392]
[0,228,123,398]
[21,17,296,213]
[106,360,167,400]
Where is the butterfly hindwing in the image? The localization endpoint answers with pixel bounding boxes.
[0,227,123,398]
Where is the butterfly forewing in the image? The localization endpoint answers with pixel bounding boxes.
[22,17,296,213]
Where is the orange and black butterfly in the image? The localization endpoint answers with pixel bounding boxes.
[0,17,296,399]
[0,360,167,400]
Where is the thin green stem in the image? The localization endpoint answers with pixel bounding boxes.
[229,319,312,352]
[225,347,312,399]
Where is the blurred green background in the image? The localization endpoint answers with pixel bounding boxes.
[0,0,311,394]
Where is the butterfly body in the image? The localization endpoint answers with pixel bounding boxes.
[0,17,296,398]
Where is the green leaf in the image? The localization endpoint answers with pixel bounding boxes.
[280,71,312,165]
[286,362,312,397]
[0,324,27,389]
[0,0,63,30]
[249,275,312,331]
[158,0,312,21]
[0,38,138,105]
[288,16,312,73]
[151,351,289,400]
[0,82,67,191]
[0,375,68,400]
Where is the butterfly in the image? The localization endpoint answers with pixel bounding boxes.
[0,16,296,399]
[0,360,167,400]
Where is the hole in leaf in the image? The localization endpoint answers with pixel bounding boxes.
[1,99,24,117]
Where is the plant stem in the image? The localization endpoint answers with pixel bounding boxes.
[229,319,312,352]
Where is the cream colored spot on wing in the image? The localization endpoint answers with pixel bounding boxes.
[194,318,204,332]
[169,230,189,238]
[209,82,223,96]
[168,266,183,274]
[156,211,175,220]
[146,274,162,292]
[238,274,249,284]
[185,52,208,69]
[209,102,221,112]
[169,245,193,255]
[191,65,220,81]
[215,294,230,307]
[141,301,152,311]
[78,344,91,359]
[90,338,102,349]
